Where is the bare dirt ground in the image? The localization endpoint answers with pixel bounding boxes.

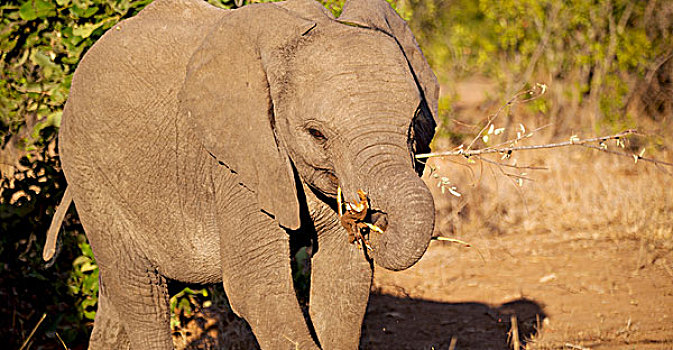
[357,78,673,349]
[362,231,673,349]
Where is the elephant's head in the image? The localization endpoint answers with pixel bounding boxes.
[180,0,438,271]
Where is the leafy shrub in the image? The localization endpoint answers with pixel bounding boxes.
[409,0,672,137]
[69,239,98,321]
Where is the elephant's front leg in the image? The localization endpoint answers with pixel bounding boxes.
[308,203,373,349]
[215,181,318,349]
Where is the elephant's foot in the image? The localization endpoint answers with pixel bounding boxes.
[89,288,130,350]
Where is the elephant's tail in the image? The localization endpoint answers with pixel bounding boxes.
[43,186,74,261]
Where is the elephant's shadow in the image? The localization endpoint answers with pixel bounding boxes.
[178,288,546,350]
[360,294,546,350]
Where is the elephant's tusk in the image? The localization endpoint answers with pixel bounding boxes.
[337,185,343,217]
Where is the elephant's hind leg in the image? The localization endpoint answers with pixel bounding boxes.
[89,283,130,350]
[96,259,172,349]
[79,203,173,349]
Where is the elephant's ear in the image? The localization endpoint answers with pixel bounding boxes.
[180,4,316,230]
[338,0,439,122]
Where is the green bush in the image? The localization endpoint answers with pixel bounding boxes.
[409,0,672,136]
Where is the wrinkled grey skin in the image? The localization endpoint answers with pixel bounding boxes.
[58,0,438,348]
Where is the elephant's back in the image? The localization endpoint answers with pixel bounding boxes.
[61,0,225,176]
[59,0,227,282]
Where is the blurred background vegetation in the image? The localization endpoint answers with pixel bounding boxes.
[1,0,671,348]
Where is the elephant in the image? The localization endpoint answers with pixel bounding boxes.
[44,0,439,348]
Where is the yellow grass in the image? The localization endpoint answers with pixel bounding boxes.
[426,101,673,245]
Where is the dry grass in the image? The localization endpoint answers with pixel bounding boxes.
[426,96,673,245]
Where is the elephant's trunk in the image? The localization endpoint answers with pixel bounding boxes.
[339,129,435,271]
[365,163,435,271]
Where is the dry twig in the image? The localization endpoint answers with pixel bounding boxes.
[431,236,471,247]
[508,315,521,350]
[55,332,68,350]
[19,313,47,350]
[465,84,547,151]
[418,130,637,159]
[418,129,673,168]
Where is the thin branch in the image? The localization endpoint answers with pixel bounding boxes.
[418,129,638,158]
[432,236,472,247]
[579,144,673,167]
[55,332,68,350]
[465,94,516,151]
[421,129,673,168]
[480,123,553,152]
[503,172,535,181]
[465,85,547,151]
[474,155,548,170]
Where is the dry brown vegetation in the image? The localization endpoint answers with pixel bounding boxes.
[431,149,673,242]
[428,84,673,244]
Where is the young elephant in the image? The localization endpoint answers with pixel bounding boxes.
[47,0,438,348]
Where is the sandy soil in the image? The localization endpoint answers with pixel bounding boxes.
[361,231,673,349]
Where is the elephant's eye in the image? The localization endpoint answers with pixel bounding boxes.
[308,128,327,141]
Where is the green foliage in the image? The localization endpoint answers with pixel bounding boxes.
[69,240,99,321]
[169,287,209,330]
[410,0,672,132]
[2,0,148,152]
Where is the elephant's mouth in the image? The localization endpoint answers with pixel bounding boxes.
[331,161,435,271]
[336,187,388,251]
